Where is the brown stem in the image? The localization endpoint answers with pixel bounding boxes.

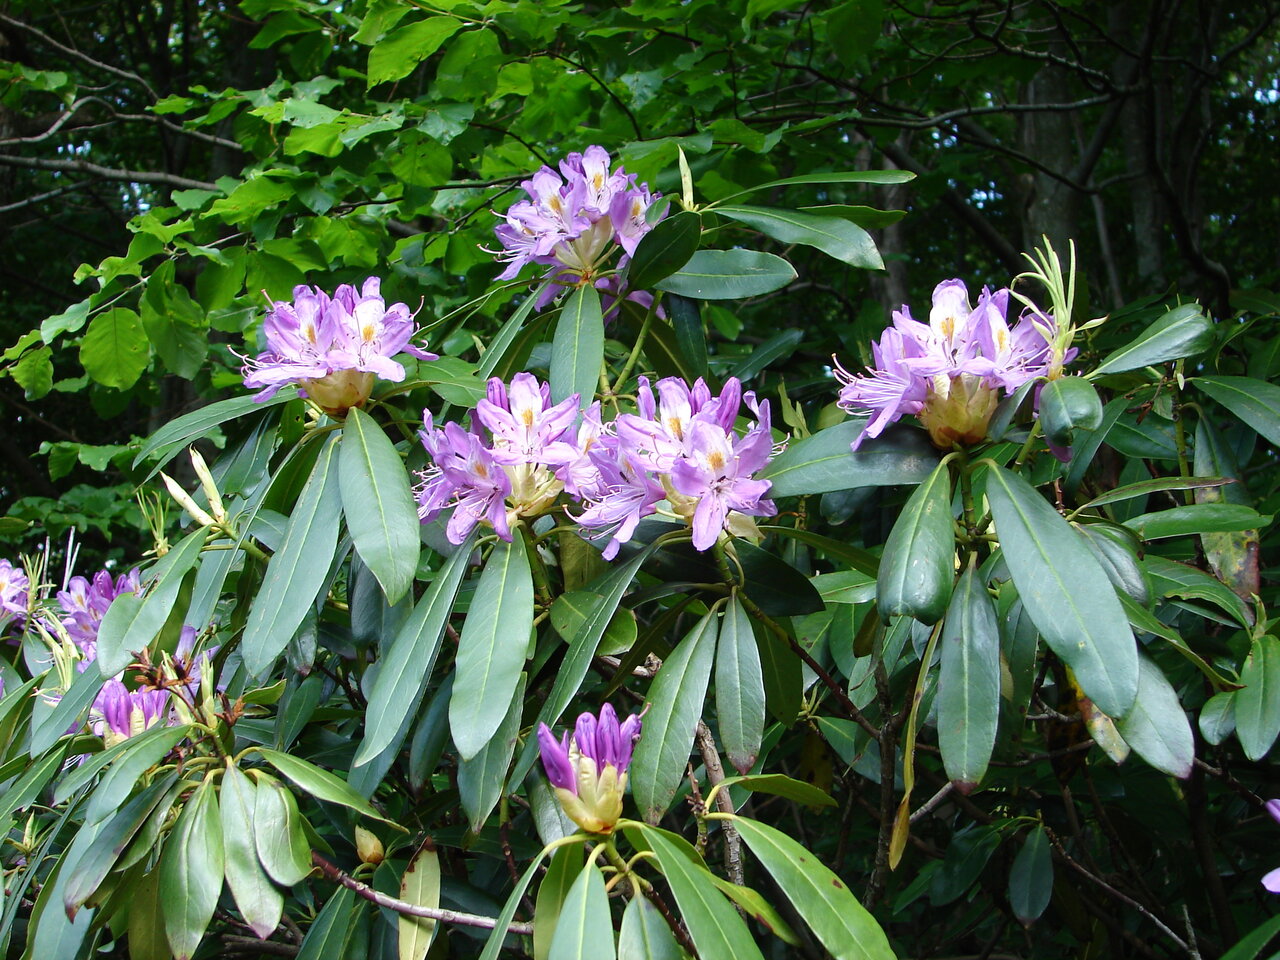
[694,720,744,886]
[310,852,533,935]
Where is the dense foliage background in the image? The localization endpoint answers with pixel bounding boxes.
[1,1,1280,959]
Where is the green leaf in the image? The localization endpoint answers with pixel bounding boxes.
[728,328,803,382]
[367,17,462,86]
[79,307,149,389]
[1199,691,1236,745]
[450,536,534,760]
[1145,555,1254,628]
[713,774,836,808]
[627,211,702,289]
[458,674,525,833]
[666,294,708,380]
[986,465,1138,717]
[133,390,296,477]
[1116,654,1194,778]
[550,591,636,656]
[550,283,604,408]
[535,844,584,960]
[1116,592,1237,689]
[1221,915,1280,960]
[399,839,441,960]
[296,886,357,960]
[760,421,937,496]
[716,595,766,774]
[159,776,224,960]
[631,612,719,823]
[731,817,895,959]
[1038,377,1103,446]
[477,279,553,380]
[478,842,583,960]
[937,562,1000,789]
[96,527,205,677]
[618,895,683,960]
[219,762,284,938]
[722,169,915,201]
[1008,826,1053,924]
[12,346,52,398]
[716,205,883,269]
[242,435,343,677]
[85,724,192,825]
[1075,475,1233,511]
[1092,304,1214,375]
[1122,503,1270,540]
[654,249,796,300]
[30,666,105,755]
[355,533,475,766]
[1195,375,1280,447]
[877,459,955,624]
[1235,635,1280,761]
[256,748,396,825]
[630,824,765,960]
[252,773,313,886]
[548,861,615,960]
[340,406,420,605]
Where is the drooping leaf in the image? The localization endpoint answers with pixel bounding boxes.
[458,674,525,833]
[84,723,192,825]
[618,894,683,960]
[716,594,766,774]
[450,536,534,760]
[1235,635,1280,761]
[340,406,420,605]
[534,844,584,960]
[159,775,224,960]
[877,459,955,625]
[1008,826,1053,925]
[1115,655,1194,778]
[936,562,1000,789]
[256,748,396,825]
[220,762,284,938]
[252,773,313,886]
[399,839,441,960]
[548,860,615,960]
[550,283,604,408]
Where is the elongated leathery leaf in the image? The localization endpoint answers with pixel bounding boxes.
[340,406,420,605]
[1092,303,1214,375]
[655,249,796,300]
[937,561,1000,790]
[761,420,936,497]
[221,762,283,939]
[550,283,603,408]
[257,747,397,825]
[548,860,614,960]
[878,459,954,624]
[159,774,224,960]
[618,895,682,960]
[986,465,1138,717]
[355,533,475,766]
[458,674,525,833]
[450,536,534,760]
[716,594,766,774]
[631,611,719,823]
[252,773,312,886]
[1116,654,1194,777]
[399,839,441,960]
[1009,825,1053,924]
[242,434,342,677]
[1197,375,1280,448]
[534,844,584,960]
[730,816,895,960]
[716,204,883,269]
[133,388,296,478]
[1236,635,1280,761]
[627,211,701,289]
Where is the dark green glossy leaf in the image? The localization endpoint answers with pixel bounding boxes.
[1038,377,1103,446]
[1123,503,1271,540]
[655,249,796,300]
[1235,635,1280,761]
[256,747,395,824]
[1196,375,1280,447]
[1093,304,1214,375]
[133,389,296,478]
[252,773,313,886]
[716,204,883,268]
[159,775,224,960]
[1075,475,1232,511]
[723,169,915,199]
[627,211,702,289]
[295,886,357,960]
[1144,555,1253,629]
[477,279,554,380]
[878,459,954,624]
[534,844,584,960]
[242,434,343,677]
[458,674,524,833]
[631,612,719,823]
[340,406,420,605]
[729,328,803,382]
[85,723,191,825]
[1199,691,1236,745]
[937,563,1000,789]
[666,294,708,380]
[986,466,1137,717]
[1008,826,1053,925]
[714,773,835,807]
[618,895,682,960]
[1221,914,1280,960]
[716,595,766,774]
[450,536,534,760]
[221,762,283,938]
[1116,655,1194,777]
[760,421,936,497]
[550,283,604,408]
[548,861,614,960]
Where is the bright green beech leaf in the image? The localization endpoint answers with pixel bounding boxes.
[1116,654,1194,778]
[550,283,604,408]
[242,435,343,677]
[937,562,1000,789]
[340,406,420,605]
[367,17,462,87]
[986,465,1138,717]
[79,307,149,389]
[729,817,895,960]
[760,420,936,496]
[159,775,224,960]
[1092,303,1213,375]
[1235,635,1280,761]
[1008,826,1053,925]
[878,458,954,624]
[355,533,475,766]
[450,536,534,760]
[548,861,615,960]
[654,249,796,299]
[716,204,883,269]
[1196,375,1280,448]
[630,612,718,823]
[716,595,766,775]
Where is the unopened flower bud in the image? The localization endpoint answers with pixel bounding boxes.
[918,373,1000,449]
[354,826,384,865]
[538,704,642,835]
[188,447,226,523]
[160,472,217,528]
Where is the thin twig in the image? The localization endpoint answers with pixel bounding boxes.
[694,720,743,886]
[0,153,216,191]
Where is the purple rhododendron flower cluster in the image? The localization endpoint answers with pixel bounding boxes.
[242,277,435,413]
[835,278,1074,450]
[538,703,642,834]
[0,559,29,634]
[56,568,141,666]
[92,678,170,745]
[492,145,662,312]
[413,373,777,557]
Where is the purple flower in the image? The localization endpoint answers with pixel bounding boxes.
[92,678,169,746]
[170,625,222,700]
[57,568,141,664]
[835,278,1070,450]
[475,373,579,467]
[241,277,436,413]
[0,559,29,633]
[416,415,513,545]
[538,704,642,834]
[491,146,662,307]
[1264,800,1280,893]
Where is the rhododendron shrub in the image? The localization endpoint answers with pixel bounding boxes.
[1,132,1273,960]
